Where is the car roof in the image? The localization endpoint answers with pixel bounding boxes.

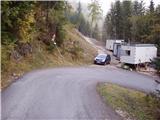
[96,54,108,57]
[98,54,107,56]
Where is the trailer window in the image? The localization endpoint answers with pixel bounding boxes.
[125,50,130,56]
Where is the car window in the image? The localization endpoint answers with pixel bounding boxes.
[97,55,106,58]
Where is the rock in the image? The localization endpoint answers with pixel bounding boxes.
[11,73,22,81]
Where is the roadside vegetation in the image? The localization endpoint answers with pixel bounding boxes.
[153,58,160,76]
[97,83,160,120]
[1,1,97,89]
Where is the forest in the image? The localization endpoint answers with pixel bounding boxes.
[102,0,160,54]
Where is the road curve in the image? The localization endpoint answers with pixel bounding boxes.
[2,66,158,120]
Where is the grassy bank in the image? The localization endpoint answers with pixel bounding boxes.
[1,25,97,89]
[97,83,160,120]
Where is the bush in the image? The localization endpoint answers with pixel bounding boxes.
[47,43,55,52]
[1,44,15,72]
[55,23,66,47]
[69,41,84,60]
[153,58,160,75]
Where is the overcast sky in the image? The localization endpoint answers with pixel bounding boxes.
[68,0,160,16]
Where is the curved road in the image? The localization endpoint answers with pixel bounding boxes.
[2,65,158,120]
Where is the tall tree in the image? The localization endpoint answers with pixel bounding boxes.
[114,0,123,39]
[139,0,145,15]
[88,0,102,37]
[85,21,91,37]
[93,23,100,40]
[78,14,86,34]
[149,0,155,14]
[77,2,83,30]
[122,0,132,42]
[130,1,145,42]
[77,1,82,15]
[102,3,116,40]
[102,15,108,41]
[132,0,145,16]
[155,5,160,14]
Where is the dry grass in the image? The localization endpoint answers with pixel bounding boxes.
[64,24,97,63]
[1,24,97,89]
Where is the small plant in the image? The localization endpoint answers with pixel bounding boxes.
[152,58,160,75]
[47,43,55,52]
[145,93,160,119]
[69,41,84,60]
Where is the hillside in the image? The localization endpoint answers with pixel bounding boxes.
[1,24,97,89]
[1,1,99,89]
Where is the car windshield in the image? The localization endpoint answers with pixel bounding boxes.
[97,54,106,59]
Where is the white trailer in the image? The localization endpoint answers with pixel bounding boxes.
[120,44,157,64]
[106,39,124,51]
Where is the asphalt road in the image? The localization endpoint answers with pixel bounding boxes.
[2,65,158,120]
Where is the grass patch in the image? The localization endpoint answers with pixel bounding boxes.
[97,83,160,120]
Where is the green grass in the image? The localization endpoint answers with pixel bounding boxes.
[97,83,160,120]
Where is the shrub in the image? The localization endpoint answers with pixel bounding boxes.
[153,57,160,75]
[55,23,66,47]
[1,44,15,72]
[69,41,84,60]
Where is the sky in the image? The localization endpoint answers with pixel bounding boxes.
[68,0,160,16]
